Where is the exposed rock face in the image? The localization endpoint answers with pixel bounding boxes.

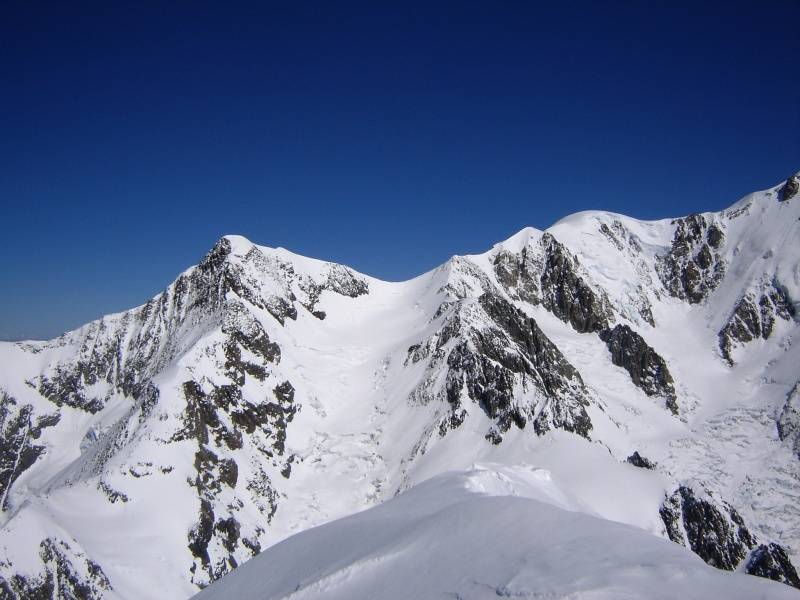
[778,383,800,460]
[492,233,612,333]
[27,238,369,424]
[745,543,800,589]
[214,241,369,324]
[719,283,795,364]
[0,538,112,600]
[493,247,541,305]
[222,302,281,385]
[539,234,613,333]
[410,291,592,442]
[599,325,677,415]
[657,214,726,304]
[31,238,236,417]
[176,348,292,583]
[780,175,799,202]
[297,263,369,319]
[0,391,60,511]
[659,486,756,571]
[625,451,656,469]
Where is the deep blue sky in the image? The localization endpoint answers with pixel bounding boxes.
[2,1,798,340]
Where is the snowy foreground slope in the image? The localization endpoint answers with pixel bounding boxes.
[1,173,799,598]
[195,465,799,600]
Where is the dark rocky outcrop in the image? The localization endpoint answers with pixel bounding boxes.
[745,543,800,589]
[780,175,799,202]
[0,538,111,600]
[178,379,293,583]
[298,264,369,317]
[492,247,541,305]
[0,393,53,510]
[539,234,612,333]
[324,264,370,298]
[657,214,726,304]
[778,383,800,460]
[660,486,755,571]
[663,488,800,590]
[32,238,236,416]
[492,234,612,333]
[97,480,128,504]
[625,451,656,469]
[599,222,625,252]
[719,283,795,364]
[178,374,296,585]
[599,325,677,415]
[226,242,369,324]
[37,366,106,414]
[418,291,592,441]
[222,302,280,385]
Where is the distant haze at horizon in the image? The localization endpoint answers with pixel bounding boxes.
[2,2,798,341]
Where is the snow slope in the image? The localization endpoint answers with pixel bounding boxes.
[0,172,799,598]
[194,465,798,600]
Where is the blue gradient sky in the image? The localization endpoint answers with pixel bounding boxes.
[2,1,799,340]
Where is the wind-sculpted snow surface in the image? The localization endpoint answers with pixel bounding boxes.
[1,173,800,598]
[194,466,799,600]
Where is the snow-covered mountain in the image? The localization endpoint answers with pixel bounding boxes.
[1,173,799,599]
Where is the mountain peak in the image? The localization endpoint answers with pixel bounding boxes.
[487,226,543,256]
[220,234,255,256]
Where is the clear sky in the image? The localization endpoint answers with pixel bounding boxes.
[2,1,798,340]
